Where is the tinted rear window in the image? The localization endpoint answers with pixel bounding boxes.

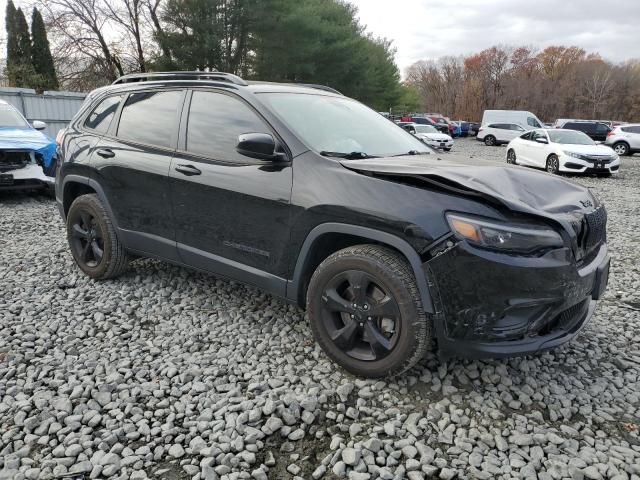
[117,90,182,148]
[84,95,122,133]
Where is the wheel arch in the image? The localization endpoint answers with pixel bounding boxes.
[61,175,120,232]
[287,223,434,314]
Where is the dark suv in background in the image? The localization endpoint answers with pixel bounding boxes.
[558,120,611,142]
[56,72,610,377]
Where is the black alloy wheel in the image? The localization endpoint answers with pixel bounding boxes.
[307,244,431,377]
[66,194,130,279]
[320,269,400,361]
[70,210,105,268]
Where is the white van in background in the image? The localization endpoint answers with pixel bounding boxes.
[481,110,544,130]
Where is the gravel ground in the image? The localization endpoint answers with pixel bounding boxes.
[1,138,639,480]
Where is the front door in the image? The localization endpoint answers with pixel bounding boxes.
[92,89,185,261]
[169,89,293,295]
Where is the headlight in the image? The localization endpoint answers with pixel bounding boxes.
[563,150,587,160]
[446,213,564,254]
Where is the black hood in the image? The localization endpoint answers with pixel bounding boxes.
[340,155,598,220]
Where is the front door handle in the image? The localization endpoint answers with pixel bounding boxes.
[175,164,202,176]
[96,148,115,158]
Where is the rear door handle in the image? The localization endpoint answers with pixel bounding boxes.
[174,164,202,176]
[96,148,115,158]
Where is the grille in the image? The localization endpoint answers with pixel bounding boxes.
[581,206,607,254]
[583,154,615,163]
[0,150,31,172]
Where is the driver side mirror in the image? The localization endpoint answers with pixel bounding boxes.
[32,120,47,131]
[535,137,548,144]
[236,133,285,161]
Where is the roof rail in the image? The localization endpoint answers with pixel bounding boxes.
[295,83,342,95]
[112,71,248,86]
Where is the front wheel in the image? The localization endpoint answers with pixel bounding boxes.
[484,135,496,146]
[546,154,560,174]
[507,149,517,164]
[66,194,130,279]
[444,147,452,152]
[307,245,431,378]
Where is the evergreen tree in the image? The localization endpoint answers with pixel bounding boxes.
[5,0,19,79]
[6,5,36,87]
[31,7,58,91]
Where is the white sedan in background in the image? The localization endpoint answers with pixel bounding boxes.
[412,124,453,151]
[506,128,620,177]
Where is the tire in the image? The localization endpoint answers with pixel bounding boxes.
[612,142,629,156]
[597,172,612,178]
[546,154,560,174]
[507,149,517,164]
[307,244,431,378]
[66,193,130,279]
[444,148,451,152]
[484,135,496,146]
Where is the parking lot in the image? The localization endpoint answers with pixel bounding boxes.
[1,137,639,480]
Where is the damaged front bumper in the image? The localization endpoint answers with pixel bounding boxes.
[426,239,610,359]
[0,151,55,191]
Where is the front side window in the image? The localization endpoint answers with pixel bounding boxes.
[186,91,270,161]
[520,131,533,140]
[259,93,430,157]
[0,104,29,128]
[531,130,547,142]
[527,116,542,128]
[117,90,182,148]
[84,95,122,133]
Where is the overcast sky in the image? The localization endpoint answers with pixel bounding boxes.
[2,0,639,74]
[348,0,640,75]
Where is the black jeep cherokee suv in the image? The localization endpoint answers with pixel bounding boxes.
[56,71,610,377]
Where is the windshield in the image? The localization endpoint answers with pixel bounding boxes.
[548,130,595,145]
[0,105,29,128]
[415,125,438,134]
[259,93,430,157]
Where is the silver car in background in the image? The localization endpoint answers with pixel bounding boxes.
[605,124,640,156]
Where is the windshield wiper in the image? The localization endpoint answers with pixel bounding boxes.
[391,150,431,157]
[320,151,378,159]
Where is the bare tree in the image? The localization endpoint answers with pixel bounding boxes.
[103,0,147,72]
[582,68,612,118]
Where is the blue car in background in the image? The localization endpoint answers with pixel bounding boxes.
[451,121,462,137]
[0,100,57,193]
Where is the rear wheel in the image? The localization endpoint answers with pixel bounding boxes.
[484,135,496,146]
[307,245,431,378]
[613,142,629,156]
[507,149,517,164]
[546,154,560,174]
[66,194,130,279]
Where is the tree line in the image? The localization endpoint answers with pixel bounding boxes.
[405,46,640,122]
[5,0,58,91]
[2,0,411,112]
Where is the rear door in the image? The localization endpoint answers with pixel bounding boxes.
[594,123,610,142]
[628,126,640,149]
[169,89,293,295]
[92,88,185,261]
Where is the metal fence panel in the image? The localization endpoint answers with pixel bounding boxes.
[0,87,87,138]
